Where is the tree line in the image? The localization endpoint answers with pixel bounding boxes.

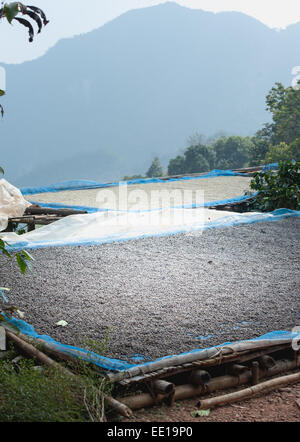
[129,81,300,179]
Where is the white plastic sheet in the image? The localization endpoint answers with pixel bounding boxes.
[0,179,31,232]
[0,207,259,249]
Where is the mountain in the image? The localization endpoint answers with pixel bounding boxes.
[1,2,300,187]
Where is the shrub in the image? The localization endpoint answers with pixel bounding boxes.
[248,160,300,212]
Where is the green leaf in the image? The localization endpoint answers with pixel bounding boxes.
[191,409,211,417]
[0,166,4,176]
[4,2,19,24]
[20,250,33,261]
[0,90,5,97]
[16,252,30,274]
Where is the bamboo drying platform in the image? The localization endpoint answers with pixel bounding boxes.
[0,321,299,417]
[208,196,255,213]
[109,339,300,412]
[4,205,88,232]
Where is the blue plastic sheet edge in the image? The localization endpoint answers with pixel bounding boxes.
[29,192,258,214]
[2,207,299,372]
[3,315,300,373]
[21,169,251,195]
[6,208,300,253]
[3,316,135,371]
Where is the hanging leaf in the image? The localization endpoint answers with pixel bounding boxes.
[0,239,11,257]
[23,9,42,33]
[16,251,32,274]
[20,249,33,261]
[27,5,49,26]
[0,90,5,97]
[14,16,34,42]
[3,2,19,24]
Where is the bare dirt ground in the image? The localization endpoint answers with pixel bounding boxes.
[123,383,300,422]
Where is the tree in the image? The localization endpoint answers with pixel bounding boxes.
[123,174,144,181]
[167,144,215,176]
[213,136,252,169]
[248,126,273,166]
[168,155,186,176]
[266,82,300,146]
[247,82,300,166]
[265,142,296,164]
[184,144,215,173]
[146,157,164,178]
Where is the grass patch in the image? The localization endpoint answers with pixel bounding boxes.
[0,334,113,422]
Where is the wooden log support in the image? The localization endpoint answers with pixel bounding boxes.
[152,379,175,395]
[4,205,89,233]
[198,371,300,410]
[258,355,276,369]
[25,206,88,216]
[189,369,211,385]
[103,395,133,419]
[5,329,71,376]
[227,364,249,376]
[118,355,300,411]
[252,361,260,385]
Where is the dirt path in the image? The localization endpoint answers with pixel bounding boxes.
[123,383,300,422]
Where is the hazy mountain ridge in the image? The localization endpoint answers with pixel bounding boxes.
[2,2,299,186]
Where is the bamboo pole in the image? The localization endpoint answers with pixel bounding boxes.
[6,330,73,377]
[198,371,300,410]
[107,338,295,383]
[251,361,260,385]
[152,379,175,395]
[119,356,300,410]
[5,330,132,419]
[25,206,88,216]
[103,395,133,418]
[119,344,290,386]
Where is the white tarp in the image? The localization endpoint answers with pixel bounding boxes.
[0,207,260,249]
[0,179,31,232]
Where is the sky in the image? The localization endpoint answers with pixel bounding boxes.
[1,0,300,64]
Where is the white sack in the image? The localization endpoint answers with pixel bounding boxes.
[0,179,31,232]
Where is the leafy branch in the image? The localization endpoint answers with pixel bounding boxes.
[0,3,49,115]
[0,167,33,315]
[0,2,49,42]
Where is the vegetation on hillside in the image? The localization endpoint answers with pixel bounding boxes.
[166,82,300,175]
